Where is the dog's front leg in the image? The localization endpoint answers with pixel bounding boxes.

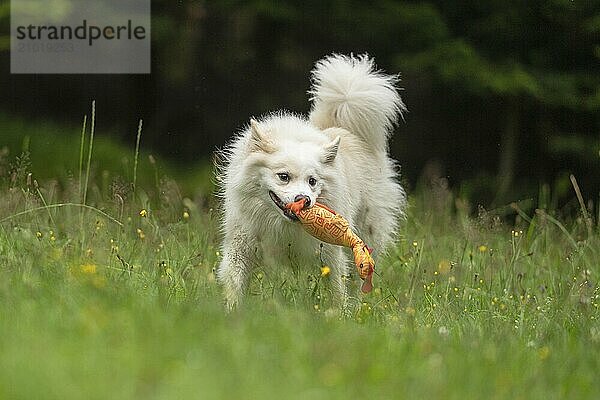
[321,244,351,310]
[216,229,257,310]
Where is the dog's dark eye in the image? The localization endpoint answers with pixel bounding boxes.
[277,173,290,182]
[308,177,317,186]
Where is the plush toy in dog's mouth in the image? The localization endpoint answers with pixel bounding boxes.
[269,191,299,221]
[285,197,375,293]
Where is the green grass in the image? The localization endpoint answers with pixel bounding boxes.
[0,115,599,399]
[0,112,214,196]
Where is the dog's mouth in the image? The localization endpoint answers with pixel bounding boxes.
[269,191,298,221]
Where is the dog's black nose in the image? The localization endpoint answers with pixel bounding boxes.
[294,194,311,208]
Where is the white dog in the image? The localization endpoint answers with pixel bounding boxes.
[216,54,406,309]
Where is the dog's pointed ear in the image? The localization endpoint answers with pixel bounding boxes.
[249,118,275,153]
[321,135,341,164]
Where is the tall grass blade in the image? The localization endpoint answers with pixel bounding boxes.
[78,114,87,203]
[34,179,56,228]
[133,119,143,195]
[82,101,96,206]
[535,209,578,250]
[570,174,593,237]
[0,203,123,227]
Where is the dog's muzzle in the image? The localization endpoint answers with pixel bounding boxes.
[293,194,311,208]
[269,191,299,221]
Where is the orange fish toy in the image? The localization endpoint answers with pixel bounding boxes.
[286,198,375,293]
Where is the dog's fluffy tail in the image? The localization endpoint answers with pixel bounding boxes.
[309,54,406,153]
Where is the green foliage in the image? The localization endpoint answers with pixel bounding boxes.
[548,135,600,163]
[399,40,540,96]
[394,1,600,110]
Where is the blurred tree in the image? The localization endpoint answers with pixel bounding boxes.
[393,0,600,202]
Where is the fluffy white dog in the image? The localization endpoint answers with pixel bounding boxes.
[216,54,406,309]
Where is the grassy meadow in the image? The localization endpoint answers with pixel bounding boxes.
[0,113,598,399]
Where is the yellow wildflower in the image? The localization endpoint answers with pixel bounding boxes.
[438,259,451,274]
[321,265,331,277]
[478,245,487,252]
[139,209,148,217]
[80,264,97,274]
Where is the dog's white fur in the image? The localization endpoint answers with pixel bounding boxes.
[216,54,406,309]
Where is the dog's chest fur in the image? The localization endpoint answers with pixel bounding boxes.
[256,222,326,270]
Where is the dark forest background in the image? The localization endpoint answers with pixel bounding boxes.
[0,0,599,207]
